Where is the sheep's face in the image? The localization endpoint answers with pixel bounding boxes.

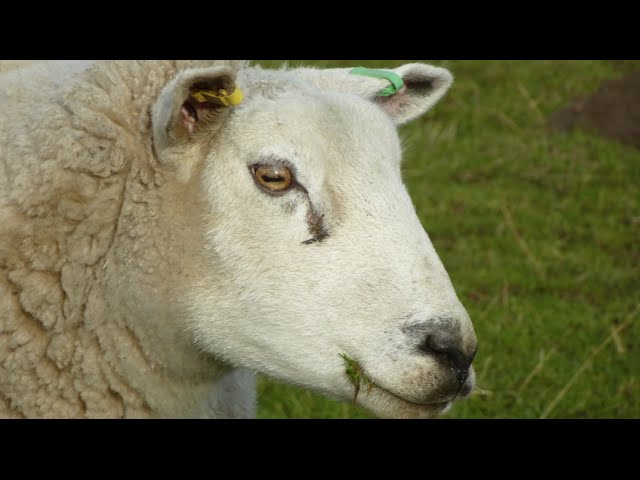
[153,63,478,418]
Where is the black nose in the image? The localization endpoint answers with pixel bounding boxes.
[417,329,477,381]
[403,316,478,381]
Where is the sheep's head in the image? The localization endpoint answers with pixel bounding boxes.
[151,62,477,418]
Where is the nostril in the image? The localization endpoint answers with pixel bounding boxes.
[419,335,475,374]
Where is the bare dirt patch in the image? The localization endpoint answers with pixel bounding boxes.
[550,71,640,149]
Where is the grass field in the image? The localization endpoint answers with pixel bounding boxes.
[253,60,640,419]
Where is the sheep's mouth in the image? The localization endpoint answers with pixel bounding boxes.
[361,382,453,418]
[375,384,452,409]
[339,353,452,414]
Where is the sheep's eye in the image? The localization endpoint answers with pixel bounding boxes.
[252,164,293,193]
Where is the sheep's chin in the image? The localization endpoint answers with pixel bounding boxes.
[356,385,453,419]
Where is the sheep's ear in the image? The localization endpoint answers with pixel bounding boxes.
[296,63,453,125]
[152,66,243,151]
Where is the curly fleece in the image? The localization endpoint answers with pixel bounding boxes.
[0,60,253,418]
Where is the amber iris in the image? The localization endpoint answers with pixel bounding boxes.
[253,165,293,192]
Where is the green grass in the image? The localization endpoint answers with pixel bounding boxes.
[253,60,640,419]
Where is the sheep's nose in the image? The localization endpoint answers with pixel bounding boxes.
[405,317,478,381]
[419,333,477,380]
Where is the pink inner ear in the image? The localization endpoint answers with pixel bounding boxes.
[378,85,409,117]
[180,106,198,135]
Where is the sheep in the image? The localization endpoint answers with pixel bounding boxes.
[0,60,478,418]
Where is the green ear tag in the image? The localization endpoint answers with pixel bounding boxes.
[350,67,405,97]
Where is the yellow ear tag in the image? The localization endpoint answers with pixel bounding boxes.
[191,87,244,107]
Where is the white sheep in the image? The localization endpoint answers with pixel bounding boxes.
[0,60,478,418]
